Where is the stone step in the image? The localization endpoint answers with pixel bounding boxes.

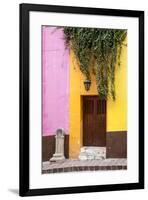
[79,146,106,160]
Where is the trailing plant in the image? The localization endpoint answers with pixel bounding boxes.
[63,27,127,100]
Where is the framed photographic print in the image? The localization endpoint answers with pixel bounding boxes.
[19,3,144,196]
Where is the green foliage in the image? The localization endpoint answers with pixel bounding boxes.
[63,27,127,100]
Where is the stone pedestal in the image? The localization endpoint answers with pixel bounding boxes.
[50,129,65,162]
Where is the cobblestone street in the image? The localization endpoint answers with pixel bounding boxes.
[42,158,127,174]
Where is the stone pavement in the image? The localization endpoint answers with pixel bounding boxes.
[42,159,127,174]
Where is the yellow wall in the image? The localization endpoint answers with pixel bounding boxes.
[69,43,127,158]
[107,44,127,131]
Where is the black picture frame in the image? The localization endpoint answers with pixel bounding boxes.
[19,3,144,196]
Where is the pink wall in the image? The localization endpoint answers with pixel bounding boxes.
[42,26,70,136]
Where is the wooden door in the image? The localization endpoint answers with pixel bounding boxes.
[83,96,106,146]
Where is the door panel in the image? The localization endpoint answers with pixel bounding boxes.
[83,96,106,146]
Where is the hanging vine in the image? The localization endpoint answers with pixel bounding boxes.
[63,27,127,100]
